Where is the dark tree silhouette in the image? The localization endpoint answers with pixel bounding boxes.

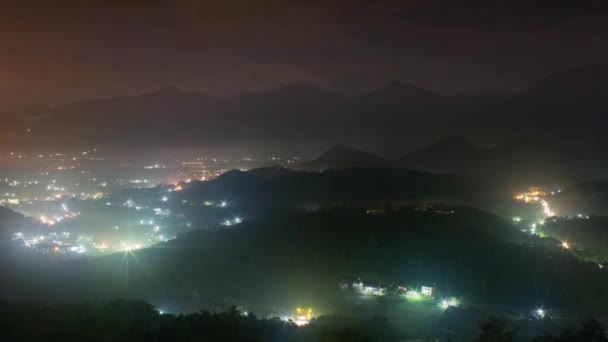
[476,316,517,342]
[579,317,608,342]
[533,318,607,341]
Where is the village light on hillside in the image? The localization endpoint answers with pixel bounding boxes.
[535,308,546,319]
[439,297,460,310]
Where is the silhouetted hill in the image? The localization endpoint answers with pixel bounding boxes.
[543,216,608,261]
[55,86,218,120]
[218,84,346,141]
[471,65,608,143]
[246,166,294,178]
[478,138,575,187]
[289,137,590,190]
[180,167,470,206]
[398,137,578,188]
[551,180,608,216]
[564,180,608,196]
[346,81,460,142]
[296,145,388,171]
[23,87,219,146]
[0,206,38,238]
[399,136,482,173]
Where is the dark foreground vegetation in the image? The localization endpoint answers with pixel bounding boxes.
[1,300,606,342]
[0,299,403,342]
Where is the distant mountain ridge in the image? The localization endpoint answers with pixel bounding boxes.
[468,64,608,143]
[296,135,602,189]
[6,80,499,148]
[4,64,608,152]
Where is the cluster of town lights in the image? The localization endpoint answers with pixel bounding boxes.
[514,187,557,218]
[281,308,313,326]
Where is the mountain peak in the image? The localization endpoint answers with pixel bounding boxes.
[297,145,387,171]
[471,64,608,143]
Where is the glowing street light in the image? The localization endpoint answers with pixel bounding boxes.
[439,297,460,310]
[535,308,546,319]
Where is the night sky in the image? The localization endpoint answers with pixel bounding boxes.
[1,0,607,111]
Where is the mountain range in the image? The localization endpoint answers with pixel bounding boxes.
[294,135,605,190]
[3,65,607,153]
[464,64,608,143]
